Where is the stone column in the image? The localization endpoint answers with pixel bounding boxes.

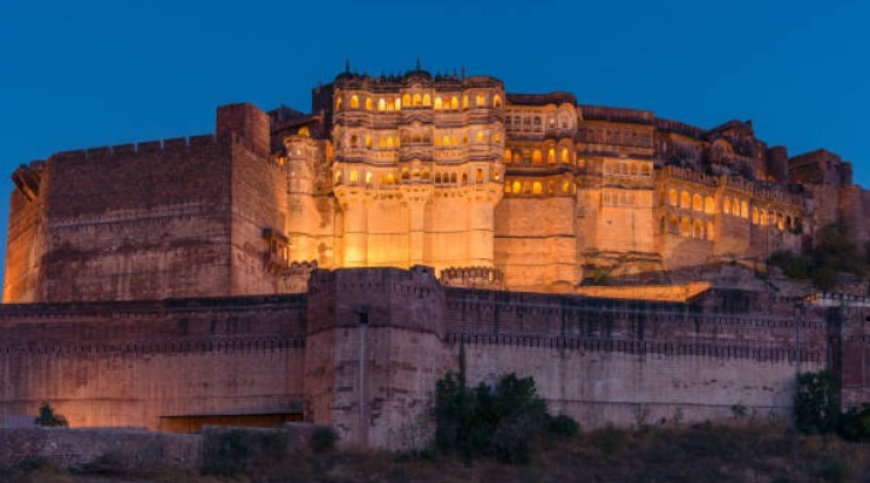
[335,187,369,267]
[400,185,433,267]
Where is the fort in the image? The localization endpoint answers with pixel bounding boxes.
[0,67,868,448]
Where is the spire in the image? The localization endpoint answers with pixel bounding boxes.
[345,60,350,74]
[461,65,466,80]
[416,57,421,71]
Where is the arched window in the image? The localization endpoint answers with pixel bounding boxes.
[692,194,703,212]
[451,173,457,183]
[461,173,468,183]
[378,137,386,148]
[733,199,741,216]
[334,170,342,184]
[669,215,679,234]
[394,97,401,110]
[349,170,359,183]
[760,209,768,226]
[350,95,360,109]
[561,148,570,163]
[641,164,651,176]
[740,200,748,218]
[402,168,410,180]
[562,181,571,193]
[413,93,421,106]
[434,97,443,110]
[365,172,373,185]
[402,93,411,107]
[365,97,373,111]
[386,137,394,148]
[660,216,667,233]
[450,96,459,109]
[704,196,715,214]
[504,182,511,193]
[532,182,543,195]
[377,98,386,112]
[547,148,556,164]
[475,169,484,182]
[532,150,543,164]
[350,134,359,147]
[422,94,431,106]
[723,196,731,215]
[335,96,343,110]
[706,221,715,240]
[475,131,485,143]
[463,95,469,108]
[504,149,512,162]
[630,163,638,176]
[668,189,678,207]
[442,135,450,146]
[512,180,521,193]
[386,173,395,184]
[493,94,502,107]
[751,207,759,224]
[476,93,486,106]
[492,133,501,143]
[680,191,691,209]
[365,135,372,148]
[422,168,431,179]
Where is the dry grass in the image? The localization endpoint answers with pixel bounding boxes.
[5,423,869,482]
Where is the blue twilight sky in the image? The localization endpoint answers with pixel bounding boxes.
[0,0,868,278]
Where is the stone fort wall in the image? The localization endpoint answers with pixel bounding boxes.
[0,267,863,449]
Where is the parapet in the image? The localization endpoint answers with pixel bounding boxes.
[440,266,505,290]
[216,103,270,157]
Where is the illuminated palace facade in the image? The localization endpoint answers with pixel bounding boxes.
[4,67,866,303]
[274,68,852,293]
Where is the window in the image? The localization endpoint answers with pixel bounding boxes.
[740,200,748,218]
[532,181,543,194]
[434,96,443,110]
[476,93,486,106]
[561,148,570,163]
[413,93,421,106]
[422,94,431,107]
[365,97,373,111]
[350,95,359,109]
[475,169,483,182]
[463,95,469,108]
[693,219,704,239]
[723,196,731,215]
[706,221,715,240]
[402,93,411,107]
[493,95,502,107]
[692,194,703,212]
[532,150,542,164]
[377,98,386,112]
[476,131,486,143]
[547,148,556,164]
[335,97,343,110]
[451,96,459,109]
[680,191,690,209]
[704,196,715,214]
[668,189,678,207]
[349,170,358,183]
[492,133,501,143]
[365,172,372,185]
[394,97,401,110]
[512,180,521,193]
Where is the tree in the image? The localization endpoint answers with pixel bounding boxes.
[34,402,68,427]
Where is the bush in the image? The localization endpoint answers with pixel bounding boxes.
[202,429,288,476]
[34,402,67,427]
[310,426,338,453]
[794,370,839,435]
[547,415,580,438]
[769,223,869,290]
[836,404,870,442]
[432,372,576,464]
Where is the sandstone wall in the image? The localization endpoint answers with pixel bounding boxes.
[36,138,234,302]
[2,184,46,303]
[0,296,307,431]
[494,196,577,291]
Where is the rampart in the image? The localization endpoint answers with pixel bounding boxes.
[0,267,863,449]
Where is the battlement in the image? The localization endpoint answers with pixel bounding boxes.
[439,266,505,290]
[51,135,217,163]
[580,104,654,124]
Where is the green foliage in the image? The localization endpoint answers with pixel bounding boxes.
[836,404,870,442]
[547,414,580,438]
[794,370,840,435]
[310,426,339,453]
[34,402,67,427]
[432,372,578,464]
[768,223,869,290]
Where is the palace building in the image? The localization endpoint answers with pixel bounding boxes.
[0,67,867,446]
